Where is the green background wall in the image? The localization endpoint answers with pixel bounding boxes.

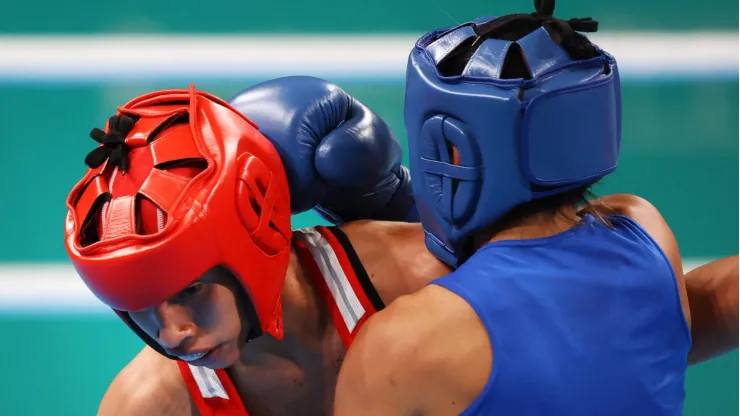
[0,0,736,33]
[0,0,736,414]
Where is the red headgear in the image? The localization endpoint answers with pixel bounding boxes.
[64,86,292,358]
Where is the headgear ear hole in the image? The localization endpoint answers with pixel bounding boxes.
[446,141,462,195]
[440,117,483,223]
[267,221,284,239]
[235,152,289,256]
[446,141,461,166]
[248,194,263,220]
[417,116,483,225]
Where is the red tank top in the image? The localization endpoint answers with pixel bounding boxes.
[177,226,384,415]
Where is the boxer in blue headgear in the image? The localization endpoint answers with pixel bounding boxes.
[406,2,619,267]
[335,1,697,415]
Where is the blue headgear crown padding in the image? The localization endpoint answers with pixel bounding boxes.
[405,0,622,267]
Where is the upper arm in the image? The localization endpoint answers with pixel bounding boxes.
[98,346,195,416]
[334,296,421,416]
[335,286,490,416]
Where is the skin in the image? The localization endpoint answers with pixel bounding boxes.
[334,194,737,415]
[684,254,739,364]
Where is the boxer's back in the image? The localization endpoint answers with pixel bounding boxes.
[433,213,691,415]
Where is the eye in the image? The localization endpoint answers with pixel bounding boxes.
[171,283,203,303]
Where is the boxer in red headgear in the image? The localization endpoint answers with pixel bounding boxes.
[66,85,452,415]
[69,83,736,416]
[66,86,294,358]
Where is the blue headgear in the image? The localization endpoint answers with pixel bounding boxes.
[405,0,621,267]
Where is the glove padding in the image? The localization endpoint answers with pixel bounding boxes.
[229,76,417,223]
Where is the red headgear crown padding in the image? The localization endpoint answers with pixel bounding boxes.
[64,86,292,356]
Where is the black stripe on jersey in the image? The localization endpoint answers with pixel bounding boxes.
[326,226,385,312]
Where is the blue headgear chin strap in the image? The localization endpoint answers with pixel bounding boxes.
[405,0,621,267]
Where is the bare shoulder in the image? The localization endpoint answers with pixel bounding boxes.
[338,220,424,253]
[590,194,682,272]
[98,346,196,416]
[590,194,669,233]
[337,220,397,269]
[589,193,663,222]
[339,220,451,302]
[335,285,490,416]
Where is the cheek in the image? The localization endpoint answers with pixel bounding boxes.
[192,302,221,331]
[193,287,241,336]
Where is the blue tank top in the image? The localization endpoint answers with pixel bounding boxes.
[433,214,690,416]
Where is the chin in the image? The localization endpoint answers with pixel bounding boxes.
[210,341,241,369]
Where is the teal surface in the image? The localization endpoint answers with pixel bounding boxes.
[0,0,736,33]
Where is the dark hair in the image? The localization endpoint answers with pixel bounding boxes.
[466,184,610,255]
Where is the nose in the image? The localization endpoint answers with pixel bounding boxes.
[153,303,196,351]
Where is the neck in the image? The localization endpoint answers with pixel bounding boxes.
[238,247,328,363]
[280,247,329,345]
[487,204,581,244]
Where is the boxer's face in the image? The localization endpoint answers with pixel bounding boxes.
[128,267,246,369]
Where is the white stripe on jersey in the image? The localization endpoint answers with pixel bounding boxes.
[188,364,229,399]
[294,228,365,333]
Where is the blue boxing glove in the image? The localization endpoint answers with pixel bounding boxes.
[229,76,418,223]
